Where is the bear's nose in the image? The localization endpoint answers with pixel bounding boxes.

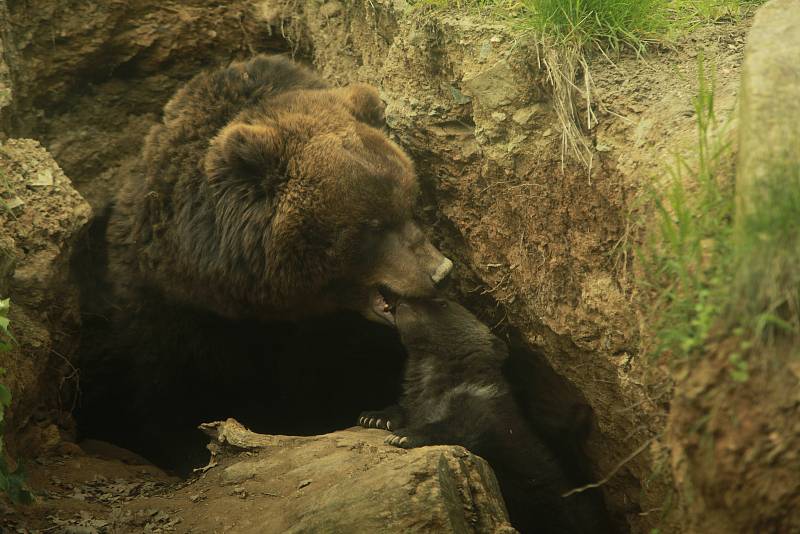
[431,257,453,285]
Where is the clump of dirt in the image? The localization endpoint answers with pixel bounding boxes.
[667,337,800,532]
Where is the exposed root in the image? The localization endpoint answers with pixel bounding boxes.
[534,37,597,176]
[199,418,297,450]
[562,436,656,498]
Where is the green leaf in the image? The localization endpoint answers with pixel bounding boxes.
[730,369,749,383]
[0,456,34,504]
[0,383,10,408]
[6,472,34,504]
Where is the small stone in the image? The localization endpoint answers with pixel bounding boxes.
[320,1,342,17]
[478,42,492,61]
[30,168,54,187]
[449,86,471,105]
[491,112,507,122]
[2,196,23,210]
[512,106,537,125]
[153,510,170,522]
[297,479,312,489]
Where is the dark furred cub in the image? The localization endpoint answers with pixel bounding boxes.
[359,299,612,534]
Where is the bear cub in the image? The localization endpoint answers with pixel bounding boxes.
[359,298,612,534]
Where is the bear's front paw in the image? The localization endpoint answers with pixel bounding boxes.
[384,429,432,449]
[358,405,405,431]
[358,411,395,431]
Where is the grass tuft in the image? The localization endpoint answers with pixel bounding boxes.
[412,0,766,55]
[637,56,735,360]
[638,57,800,369]
[522,0,668,54]
[0,298,33,505]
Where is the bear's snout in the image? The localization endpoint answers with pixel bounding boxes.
[431,257,453,285]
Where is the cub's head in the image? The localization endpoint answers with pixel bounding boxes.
[205,83,452,322]
[394,298,508,359]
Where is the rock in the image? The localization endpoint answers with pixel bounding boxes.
[193,420,515,533]
[0,1,13,130]
[320,1,343,18]
[14,420,515,533]
[462,60,520,108]
[736,0,800,217]
[0,138,91,456]
[511,106,538,125]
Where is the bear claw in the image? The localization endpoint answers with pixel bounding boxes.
[385,434,411,448]
[358,411,397,431]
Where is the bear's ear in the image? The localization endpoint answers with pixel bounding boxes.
[340,84,386,128]
[212,122,284,178]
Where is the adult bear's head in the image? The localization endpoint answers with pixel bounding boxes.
[205,83,452,324]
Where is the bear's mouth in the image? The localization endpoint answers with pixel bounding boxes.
[371,285,399,326]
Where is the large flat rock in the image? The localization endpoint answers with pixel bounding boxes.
[8,421,516,533]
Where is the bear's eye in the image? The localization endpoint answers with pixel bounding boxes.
[435,299,448,308]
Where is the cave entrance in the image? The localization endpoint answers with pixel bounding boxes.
[75,303,407,475]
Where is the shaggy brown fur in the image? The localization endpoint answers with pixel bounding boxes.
[107,55,450,321]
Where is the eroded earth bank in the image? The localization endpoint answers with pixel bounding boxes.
[1,0,798,532]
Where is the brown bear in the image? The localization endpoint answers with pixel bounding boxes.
[76,55,451,470]
[359,298,613,534]
[107,54,452,324]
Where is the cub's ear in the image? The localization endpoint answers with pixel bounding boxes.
[340,83,386,128]
[207,122,283,179]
